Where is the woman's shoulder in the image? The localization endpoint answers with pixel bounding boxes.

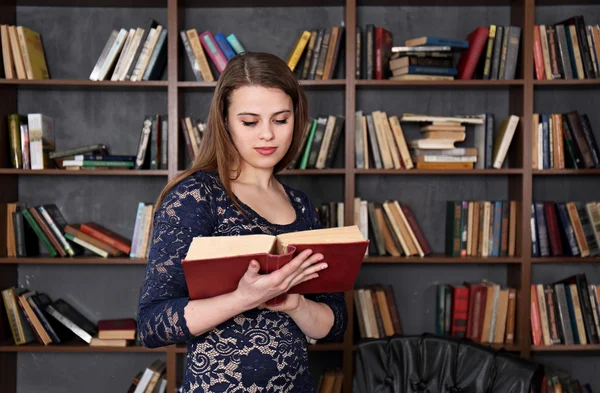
[154,170,222,226]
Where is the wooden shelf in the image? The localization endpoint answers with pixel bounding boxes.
[363,255,521,264]
[278,169,346,175]
[351,342,522,352]
[0,79,168,88]
[178,79,346,89]
[533,169,600,175]
[0,342,168,353]
[356,79,524,87]
[531,344,600,352]
[532,257,600,263]
[355,169,522,175]
[0,169,168,176]
[0,257,147,265]
[534,79,600,86]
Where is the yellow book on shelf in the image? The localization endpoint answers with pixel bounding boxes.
[286,30,311,72]
[16,26,49,80]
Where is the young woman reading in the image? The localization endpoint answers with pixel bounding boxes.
[137,51,347,393]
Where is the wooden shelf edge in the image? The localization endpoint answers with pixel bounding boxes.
[534,79,600,86]
[533,169,600,175]
[355,169,523,175]
[350,343,521,352]
[356,79,524,87]
[363,256,522,264]
[0,343,168,352]
[0,257,147,265]
[531,344,600,352]
[532,257,600,263]
[178,80,346,88]
[0,79,168,87]
[0,169,169,176]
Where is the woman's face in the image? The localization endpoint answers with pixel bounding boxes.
[227,85,295,171]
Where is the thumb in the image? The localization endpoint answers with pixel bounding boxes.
[246,260,260,275]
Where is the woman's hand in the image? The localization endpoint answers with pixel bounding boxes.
[234,249,327,311]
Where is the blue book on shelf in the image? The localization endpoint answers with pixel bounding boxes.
[215,33,237,60]
[226,33,245,54]
[403,65,458,76]
[407,36,469,49]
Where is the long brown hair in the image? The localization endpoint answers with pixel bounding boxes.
[155,51,308,212]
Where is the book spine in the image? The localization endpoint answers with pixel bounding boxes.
[226,34,245,54]
[199,31,228,73]
[79,223,131,255]
[20,209,57,257]
[45,304,93,344]
[214,32,236,60]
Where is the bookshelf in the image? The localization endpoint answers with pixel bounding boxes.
[1,0,599,392]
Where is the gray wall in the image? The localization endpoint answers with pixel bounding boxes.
[12,2,600,392]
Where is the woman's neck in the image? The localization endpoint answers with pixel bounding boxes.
[233,161,276,191]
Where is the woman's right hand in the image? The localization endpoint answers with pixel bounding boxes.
[234,249,327,310]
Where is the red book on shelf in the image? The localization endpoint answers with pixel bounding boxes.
[456,26,489,80]
[182,226,369,306]
[79,222,132,255]
[198,30,228,73]
[97,318,136,340]
[450,285,470,337]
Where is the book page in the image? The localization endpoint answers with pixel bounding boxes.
[277,225,365,247]
[185,234,276,260]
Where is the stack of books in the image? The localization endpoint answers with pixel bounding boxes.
[389,36,468,81]
[402,114,483,170]
[91,318,137,347]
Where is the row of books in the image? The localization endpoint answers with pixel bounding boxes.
[1,201,153,259]
[531,201,600,258]
[1,286,136,347]
[532,111,600,170]
[354,198,432,258]
[0,25,49,80]
[315,369,344,393]
[534,17,600,80]
[530,274,600,346]
[457,25,521,81]
[181,28,245,82]
[7,113,54,170]
[180,117,205,166]
[287,114,345,170]
[541,371,594,393]
[446,200,519,258]
[316,202,344,229]
[355,112,518,171]
[127,359,167,393]
[90,19,167,82]
[288,27,344,81]
[354,285,402,340]
[436,280,518,345]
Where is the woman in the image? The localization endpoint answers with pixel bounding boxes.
[137,51,347,393]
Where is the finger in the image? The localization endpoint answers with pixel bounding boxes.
[281,258,327,290]
[270,249,314,282]
[289,272,320,289]
[244,260,261,278]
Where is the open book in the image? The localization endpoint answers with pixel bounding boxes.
[182,226,369,304]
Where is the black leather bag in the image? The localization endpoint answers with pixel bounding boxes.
[353,334,544,393]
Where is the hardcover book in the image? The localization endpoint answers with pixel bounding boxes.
[182,226,369,305]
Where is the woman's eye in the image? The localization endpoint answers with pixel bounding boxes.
[242,121,257,127]
[274,119,288,125]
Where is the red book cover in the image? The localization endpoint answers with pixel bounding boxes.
[456,26,489,80]
[97,318,136,332]
[544,202,563,256]
[374,27,393,80]
[533,25,546,80]
[530,284,543,346]
[182,227,369,306]
[199,30,228,73]
[79,222,132,255]
[400,205,432,256]
[450,285,469,337]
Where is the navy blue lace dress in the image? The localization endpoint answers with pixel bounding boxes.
[137,170,347,393]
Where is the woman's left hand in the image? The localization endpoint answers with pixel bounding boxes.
[258,293,305,315]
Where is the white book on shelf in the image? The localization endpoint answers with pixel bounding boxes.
[90,30,118,81]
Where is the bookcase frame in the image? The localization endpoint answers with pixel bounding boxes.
[1,0,600,392]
